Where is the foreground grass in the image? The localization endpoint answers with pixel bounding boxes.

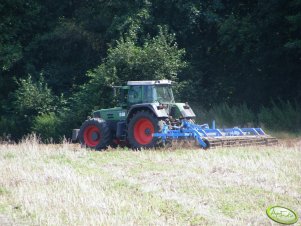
[0,138,300,225]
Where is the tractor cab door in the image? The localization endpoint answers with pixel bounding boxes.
[119,86,129,108]
[128,85,142,104]
[143,85,154,103]
[128,85,154,105]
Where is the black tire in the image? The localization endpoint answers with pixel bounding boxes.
[78,118,112,150]
[127,111,160,149]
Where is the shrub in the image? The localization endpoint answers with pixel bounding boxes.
[32,113,62,142]
[13,75,56,116]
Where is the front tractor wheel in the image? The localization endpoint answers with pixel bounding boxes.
[78,118,112,150]
[127,111,160,149]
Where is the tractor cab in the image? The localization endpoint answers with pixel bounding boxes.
[93,80,195,121]
[118,80,175,107]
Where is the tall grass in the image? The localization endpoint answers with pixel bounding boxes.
[192,100,301,133]
[258,100,301,132]
[192,103,256,127]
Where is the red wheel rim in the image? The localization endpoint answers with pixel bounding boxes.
[83,125,101,147]
[133,118,154,145]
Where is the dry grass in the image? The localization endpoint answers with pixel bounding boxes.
[0,136,300,225]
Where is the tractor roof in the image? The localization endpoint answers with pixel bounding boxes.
[127,80,172,86]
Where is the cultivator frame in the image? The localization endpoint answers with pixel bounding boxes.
[153,120,278,149]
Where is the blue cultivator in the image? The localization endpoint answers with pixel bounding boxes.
[153,120,278,149]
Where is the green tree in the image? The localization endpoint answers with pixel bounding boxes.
[70,27,186,125]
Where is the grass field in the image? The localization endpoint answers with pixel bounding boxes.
[0,136,300,225]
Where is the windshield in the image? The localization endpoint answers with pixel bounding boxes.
[154,85,174,103]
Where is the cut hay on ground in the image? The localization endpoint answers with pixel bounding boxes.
[0,136,300,225]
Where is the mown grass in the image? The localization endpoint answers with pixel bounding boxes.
[0,136,300,225]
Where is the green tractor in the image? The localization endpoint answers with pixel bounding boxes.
[72,79,277,149]
[72,80,195,149]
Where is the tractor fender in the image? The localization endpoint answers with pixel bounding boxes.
[127,103,168,121]
[172,103,196,118]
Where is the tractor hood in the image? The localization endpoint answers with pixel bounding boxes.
[93,107,127,121]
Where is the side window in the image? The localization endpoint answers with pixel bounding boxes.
[143,86,153,103]
[119,88,128,107]
[128,86,142,104]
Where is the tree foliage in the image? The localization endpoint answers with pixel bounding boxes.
[0,0,300,139]
[3,76,59,138]
[70,27,186,124]
[13,76,56,116]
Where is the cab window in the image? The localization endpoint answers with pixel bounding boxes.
[128,86,142,104]
[143,85,153,103]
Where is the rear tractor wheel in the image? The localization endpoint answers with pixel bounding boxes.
[78,118,112,150]
[127,111,161,149]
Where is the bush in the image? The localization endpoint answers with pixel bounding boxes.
[4,76,68,141]
[13,75,56,116]
[32,113,62,142]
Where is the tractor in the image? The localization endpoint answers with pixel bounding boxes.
[72,80,277,150]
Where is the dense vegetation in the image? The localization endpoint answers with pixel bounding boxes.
[0,0,300,140]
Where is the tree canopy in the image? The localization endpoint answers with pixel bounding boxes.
[0,0,300,139]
